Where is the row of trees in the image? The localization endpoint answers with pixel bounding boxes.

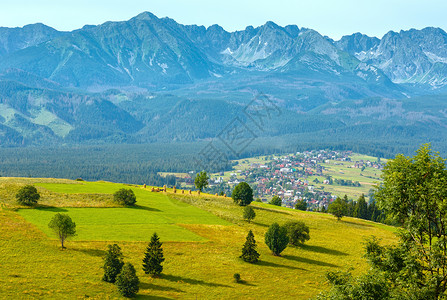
[328,194,385,222]
[241,221,311,263]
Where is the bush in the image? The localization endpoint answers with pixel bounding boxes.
[284,221,310,246]
[114,189,136,206]
[102,244,124,283]
[16,185,40,206]
[116,262,139,298]
[232,182,253,206]
[233,273,241,283]
[265,223,289,256]
[242,206,256,223]
[294,199,307,211]
[269,196,282,206]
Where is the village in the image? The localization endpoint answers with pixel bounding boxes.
[175,150,385,211]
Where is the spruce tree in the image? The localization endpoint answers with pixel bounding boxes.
[240,230,260,263]
[142,232,165,277]
[102,244,124,283]
[116,262,139,298]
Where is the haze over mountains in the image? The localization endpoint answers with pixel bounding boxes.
[1,11,447,151]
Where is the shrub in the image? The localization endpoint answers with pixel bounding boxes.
[265,223,289,256]
[113,189,136,206]
[16,185,40,206]
[269,196,282,206]
[284,221,310,246]
[243,206,256,223]
[102,244,124,283]
[232,182,253,206]
[233,273,241,283]
[294,199,307,211]
[116,262,139,298]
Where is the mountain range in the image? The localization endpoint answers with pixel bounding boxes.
[1,12,447,152]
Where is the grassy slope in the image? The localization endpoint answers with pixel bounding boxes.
[0,178,397,299]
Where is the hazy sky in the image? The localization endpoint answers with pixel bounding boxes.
[1,0,446,40]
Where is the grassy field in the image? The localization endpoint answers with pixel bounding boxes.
[17,181,230,242]
[319,159,382,199]
[0,177,397,299]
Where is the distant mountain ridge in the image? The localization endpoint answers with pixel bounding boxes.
[1,12,447,149]
[336,27,447,88]
[0,12,446,91]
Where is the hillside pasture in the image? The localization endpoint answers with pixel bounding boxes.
[0,178,397,299]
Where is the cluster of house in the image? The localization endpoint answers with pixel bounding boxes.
[172,150,383,210]
[207,150,383,210]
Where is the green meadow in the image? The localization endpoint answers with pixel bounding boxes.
[19,181,229,242]
[0,177,397,299]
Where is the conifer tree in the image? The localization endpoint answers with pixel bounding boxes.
[240,230,260,263]
[116,262,139,298]
[102,244,124,283]
[142,232,165,277]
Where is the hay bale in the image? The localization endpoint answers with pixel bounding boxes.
[151,187,155,192]
[163,185,167,192]
[173,186,177,193]
[189,190,192,194]
[215,193,218,196]
[143,184,146,188]
[198,190,201,195]
[224,193,227,197]
[156,188,160,192]
[182,190,185,194]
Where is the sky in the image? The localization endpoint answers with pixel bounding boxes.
[1,0,446,40]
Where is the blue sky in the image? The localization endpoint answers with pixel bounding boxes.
[1,0,446,40]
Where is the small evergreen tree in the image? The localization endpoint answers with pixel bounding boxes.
[353,194,368,219]
[265,223,289,256]
[102,244,124,283]
[16,185,40,206]
[142,232,165,277]
[243,206,256,223]
[240,230,260,263]
[116,262,139,298]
